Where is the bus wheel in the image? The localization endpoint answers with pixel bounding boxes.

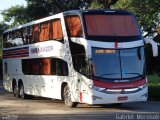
[13,84,19,98]
[63,85,78,107]
[19,83,27,99]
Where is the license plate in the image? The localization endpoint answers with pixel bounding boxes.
[118,96,128,101]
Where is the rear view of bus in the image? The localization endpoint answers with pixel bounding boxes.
[65,10,147,106]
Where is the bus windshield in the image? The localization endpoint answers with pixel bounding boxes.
[91,47,145,80]
[85,15,140,36]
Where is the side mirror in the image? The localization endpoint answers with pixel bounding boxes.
[144,38,159,57]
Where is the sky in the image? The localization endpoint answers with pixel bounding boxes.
[0,0,27,21]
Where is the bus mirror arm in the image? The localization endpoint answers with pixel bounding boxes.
[144,38,160,57]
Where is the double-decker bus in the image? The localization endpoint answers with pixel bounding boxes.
[2,9,150,107]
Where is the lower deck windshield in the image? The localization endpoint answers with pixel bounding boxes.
[91,47,145,80]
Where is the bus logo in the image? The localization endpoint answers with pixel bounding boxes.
[31,46,53,54]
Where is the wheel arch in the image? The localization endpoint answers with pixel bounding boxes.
[18,79,23,89]
[12,79,17,92]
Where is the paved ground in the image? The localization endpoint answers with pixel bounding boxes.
[0,80,160,120]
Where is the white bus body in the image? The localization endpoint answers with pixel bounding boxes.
[3,10,148,107]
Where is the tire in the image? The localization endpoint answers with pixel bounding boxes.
[13,84,20,98]
[63,84,78,107]
[19,83,27,99]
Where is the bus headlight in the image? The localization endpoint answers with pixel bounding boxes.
[89,84,106,92]
[138,84,147,90]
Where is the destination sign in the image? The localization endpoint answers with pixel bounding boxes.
[95,49,115,54]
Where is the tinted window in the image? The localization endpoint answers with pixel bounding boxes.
[33,24,39,43]
[22,58,68,76]
[39,22,50,42]
[30,59,40,75]
[65,16,83,37]
[40,58,51,75]
[22,59,30,74]
[51,58,68,76]
[21,27,33,44]
[69,42,87,75]
[50,19,63,40]
[85,15,140,36]
[3,19,64,48]
[3,30,24,48]
[91,47,145,79]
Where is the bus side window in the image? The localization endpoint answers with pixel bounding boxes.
[30,59,40,75]
[59,60,68,76]
[50,19,63,41]
[4,29,24,47]
[13,29,23,46]
[51,58,56,75]
[65,16,83,37]
[40,58,51,75]
[28,26,33,44]
[23,27,30,44]
[33,24,39,43]
[51,58,68,76]
[22,59,30,74]
[39,22,50,42]
[56,60,62,76]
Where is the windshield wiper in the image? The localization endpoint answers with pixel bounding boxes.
[93,73,144,82]
[98,73,144,79]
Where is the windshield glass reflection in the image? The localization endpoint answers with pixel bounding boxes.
[91,47,145,80]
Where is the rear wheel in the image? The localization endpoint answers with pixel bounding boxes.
[19,83,27,99]
[63,84,78,107]
[13,83,20,98]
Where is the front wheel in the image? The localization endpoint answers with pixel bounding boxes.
[63,85,78,107]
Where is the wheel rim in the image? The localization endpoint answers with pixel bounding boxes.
[13,85,18,97]
[20,85,24,98]
[64,85,72,106]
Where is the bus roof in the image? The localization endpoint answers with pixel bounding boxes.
[3,9,132,34]
[63,9,132,15]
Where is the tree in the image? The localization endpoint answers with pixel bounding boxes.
[1,5,29,27]
[1,0,118,24]
[0,22,8,59]
[26,0,82,20]
[0,0,118,37]
[0,22,8,36]
[88,0,118,9]
[114,0,160,74]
